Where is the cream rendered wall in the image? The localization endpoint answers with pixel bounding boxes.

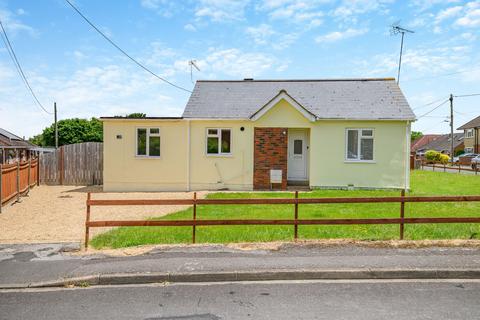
[310,121,409,189]
[103,119,189,191]
[103,98,410,191]
[189,120,254,190]
[252,99,409,189]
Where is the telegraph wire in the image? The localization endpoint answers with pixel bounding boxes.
[0,19,53,115]
[412,96,448,110]
[64,0,192,93]
[416,99,449,119]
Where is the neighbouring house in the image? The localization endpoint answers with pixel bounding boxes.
[0,128,38,164]
[458,115,480,154]
[416,133,464,156]
[411,134,441,153]
[102,78,415,191]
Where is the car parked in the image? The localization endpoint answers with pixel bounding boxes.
[471,155,480,170]
[459,153,479,166]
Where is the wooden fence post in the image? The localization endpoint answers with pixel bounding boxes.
[37,156,40,186]
[85,192,91,250]
[294,191,299,240]
[192,192,197,244]
[400,189,405,240]
[59,147,64,185]
[0,164,2,214]
[16,162,20,202]
[27,159,31,195]
[458,163,461,173]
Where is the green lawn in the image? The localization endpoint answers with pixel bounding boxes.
[91,171,480,249]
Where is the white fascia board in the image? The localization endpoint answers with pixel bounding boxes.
[250,92,317,122]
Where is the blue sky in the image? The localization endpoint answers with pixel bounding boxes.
[0,0,479,138]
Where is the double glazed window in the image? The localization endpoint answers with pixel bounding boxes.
[466,129,474,138]
[346,129,374,161]
[206,128,231,155]
[136,128,160,157]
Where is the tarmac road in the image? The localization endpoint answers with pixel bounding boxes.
[1,279,479,320]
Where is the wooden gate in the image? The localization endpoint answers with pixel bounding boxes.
[40,142,103,185]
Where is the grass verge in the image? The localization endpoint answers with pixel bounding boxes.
[91,171,480,249]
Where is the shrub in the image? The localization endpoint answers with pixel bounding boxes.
[425,150,441,162]
[439,154,450,164]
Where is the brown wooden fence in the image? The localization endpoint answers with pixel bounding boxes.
[40,142,103,185]
[84,191,480,248]
[421,160,479,174]
[0,158,39,212]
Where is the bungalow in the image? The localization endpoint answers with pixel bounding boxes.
[102,78,415,191]
[0,128,38,164]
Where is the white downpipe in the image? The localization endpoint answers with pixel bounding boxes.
[405,121,411,190]
[187,119,191,191]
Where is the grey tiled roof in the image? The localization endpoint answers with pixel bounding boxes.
[182,79,416,120]
[418,133,464,152]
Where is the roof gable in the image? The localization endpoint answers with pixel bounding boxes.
[458,115,480,130]
[250,90,316,122]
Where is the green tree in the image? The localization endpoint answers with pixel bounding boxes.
[411,131,423,142]
[29,118,103,147]
[126,113,146,118]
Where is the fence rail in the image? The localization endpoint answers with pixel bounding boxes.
[0,158,39,212]
[421,160,479,174]
[84,191,480,248]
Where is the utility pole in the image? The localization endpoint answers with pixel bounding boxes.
[450,94,454,163]
[390,23,414,84]
[54,102,58,149]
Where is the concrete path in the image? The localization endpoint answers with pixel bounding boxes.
[1,243,480,288]
[2,280,480,319]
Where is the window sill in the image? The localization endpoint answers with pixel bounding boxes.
[135,155,161,159]
[344,160,376,164]
[206,153,233,158]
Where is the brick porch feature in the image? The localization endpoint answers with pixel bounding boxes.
[254,127,288,190]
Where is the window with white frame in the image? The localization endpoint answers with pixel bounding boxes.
[346,129,374,161]
[136,128,160,157]
[206,128,231,155]
[465,147,474,153]
[466,129,474,138]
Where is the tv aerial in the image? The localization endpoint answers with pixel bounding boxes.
[390,21,414,84]
[189,60,201,84]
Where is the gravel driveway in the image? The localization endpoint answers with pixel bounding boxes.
[0,186,205,244]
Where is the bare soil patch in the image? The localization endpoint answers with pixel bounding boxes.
[0,185,205,244]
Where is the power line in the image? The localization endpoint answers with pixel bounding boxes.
[403,68,480,83]
[453,93,480,98]
[0,19,53,115]
[416,99,449,119]
[64,0,192,93]
[412,96,448,110]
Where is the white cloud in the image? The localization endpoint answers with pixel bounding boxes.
[332,0,393,19]
[315,28,368,43]
[0,8,35,35]
[455,1,480,27]
[435,5,463,23]
[411,0,461,11]
[194,0,250,22]
[140,0,179,17]
[257,0,325,27]
[357,46,471,78]
[176,48,287,78]
[184,23,197,32]
[245,24,298,50]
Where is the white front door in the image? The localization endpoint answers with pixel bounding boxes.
[287,129,308,181]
